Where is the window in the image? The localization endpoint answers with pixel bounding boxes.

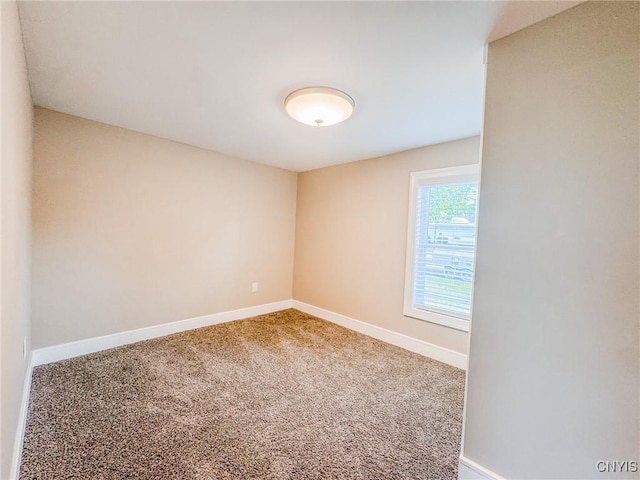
[404,165,479,331]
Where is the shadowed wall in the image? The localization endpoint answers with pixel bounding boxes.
[1,1,34,477]
[463,2,640,478]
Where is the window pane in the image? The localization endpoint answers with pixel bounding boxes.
[414,182,477,318]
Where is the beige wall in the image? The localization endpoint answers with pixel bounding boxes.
[462,2,639,478]
[1,1,34,478]
[293,137,480,355]
[32,108,297,348]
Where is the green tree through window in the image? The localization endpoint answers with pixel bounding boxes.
[427,183,477,223]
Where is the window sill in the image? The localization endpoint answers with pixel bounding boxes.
[403,307,470,332]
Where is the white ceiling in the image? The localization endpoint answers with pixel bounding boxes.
[18,1,579,172]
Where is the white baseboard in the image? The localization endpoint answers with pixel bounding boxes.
[291,300,467,370]
[10,352,34,480]
[32,300,293,366]
[458,456,504,480]
[32,299,465,369]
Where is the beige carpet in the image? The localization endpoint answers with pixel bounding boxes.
[20,309,465,479]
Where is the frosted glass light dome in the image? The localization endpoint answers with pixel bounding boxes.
[285,87,355,127]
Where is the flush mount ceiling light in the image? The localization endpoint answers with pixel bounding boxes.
[284,87,355,127]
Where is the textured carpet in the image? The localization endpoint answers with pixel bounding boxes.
[20,309,465,480]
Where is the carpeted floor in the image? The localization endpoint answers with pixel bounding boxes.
[20,309,465,480]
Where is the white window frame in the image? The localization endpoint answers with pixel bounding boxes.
[403,164,479,332]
